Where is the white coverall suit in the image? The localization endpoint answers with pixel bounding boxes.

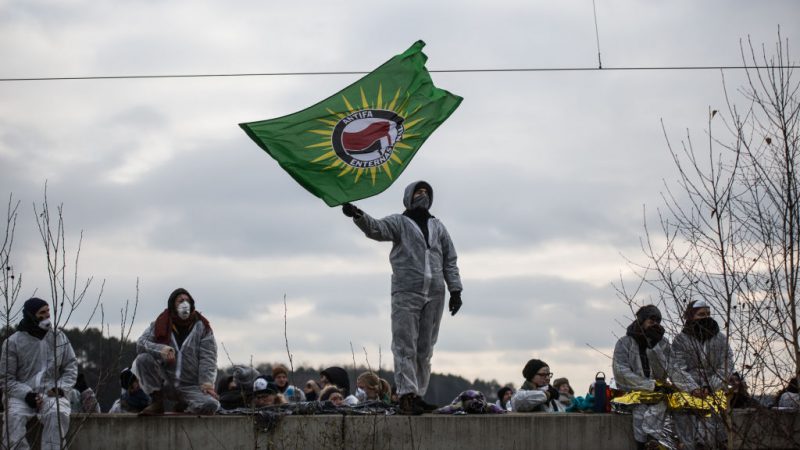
[0,329,77,450]
[353,181,462,396]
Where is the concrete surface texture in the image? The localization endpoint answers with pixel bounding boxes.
[3,409,798,449]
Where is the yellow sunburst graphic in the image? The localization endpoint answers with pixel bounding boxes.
[305,84,425,185]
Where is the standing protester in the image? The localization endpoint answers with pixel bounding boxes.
[612,305,671,450]
[510,359,566,412]
[133,288,220,415]
[0,298,78,450]
[343,180,463,415]
[671,300,733,450]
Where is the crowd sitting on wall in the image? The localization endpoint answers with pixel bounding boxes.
[1,292,797,450]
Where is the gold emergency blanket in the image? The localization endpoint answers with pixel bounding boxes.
[612,390,728,415]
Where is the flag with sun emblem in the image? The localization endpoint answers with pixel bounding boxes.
[239,41,462,206]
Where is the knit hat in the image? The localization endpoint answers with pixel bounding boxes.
[635,305,662,323]
[497,386,512,401]
[272,364,289,378]
[23,297,48,319]
[321,366,351,397]
[522,359,548,381]
[552,377,573,394]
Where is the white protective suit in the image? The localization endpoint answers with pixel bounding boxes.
[612,326,671,444]
[0,328,77,450]
[670,321,733,450]
[132,318,219,414]
[510,387,567,413]
[353,181,462,396]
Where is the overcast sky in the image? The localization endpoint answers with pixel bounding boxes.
[1,0,798,394]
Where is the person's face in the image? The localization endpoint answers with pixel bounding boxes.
[303,381,316,393]
[275,373,288,388]
[642,316,660,330]
[320,375,331,387]
[692,307,711,321]
[227,379,238,391]
[558,384,571,395]
[729,375,741,387]
[254,393,275,407]
[35,305,50,321]
[502,390,513,402]
[413,187,429,199]
[174,293,191,310]
[532,367,553,388]
[129,380,140,393]
[329,393,344,406]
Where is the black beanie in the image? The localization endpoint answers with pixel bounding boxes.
[522,359,548,381]
[23,297,48,319]
[635,305,661,323]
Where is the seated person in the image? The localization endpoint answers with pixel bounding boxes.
[495,386,514,411]
[217,366,263,410]
[552,378,574,409]
[272,364,305,402]
[252,377,285,408]
[303,379,321,402]
[69,372,101,413]
[320,367,358,405]
[319,385,345,407]
[109,368,150,413]
[133,288,219,415]
[356,372,391,403]
[510,359,565,412]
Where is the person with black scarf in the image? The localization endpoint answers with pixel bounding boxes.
[671,300,733,450]
[612,305,671,450]
[133,288,219,415]
[0,297,78,449]
[342,181,463,415]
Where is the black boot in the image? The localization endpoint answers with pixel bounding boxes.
[398,393,423,415]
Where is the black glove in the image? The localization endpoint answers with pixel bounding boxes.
[342,203,362,218]
[448,291,462,316]
[547,385,559,400]
[25,392,38,409]
[644,324,665,348]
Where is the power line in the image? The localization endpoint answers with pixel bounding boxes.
[1,65,797,82]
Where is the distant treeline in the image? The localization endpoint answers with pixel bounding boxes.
[1,327,510,410]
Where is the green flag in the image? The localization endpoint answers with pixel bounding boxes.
[240,41,462,206]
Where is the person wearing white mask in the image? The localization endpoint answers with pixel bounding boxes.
[0,298,77,450]
[342,181,463,415]
[133,288,219,415]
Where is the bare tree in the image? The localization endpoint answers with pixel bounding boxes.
[1,194,23,449]
[619,31,799,448]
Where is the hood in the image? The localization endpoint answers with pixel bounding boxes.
[321,366,351,396]
[167,287,195,315]
[403,181,433,210]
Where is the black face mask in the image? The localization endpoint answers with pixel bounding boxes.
[685,317,719,341]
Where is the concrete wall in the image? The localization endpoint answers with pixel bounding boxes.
[64,413,637,450]
[6,409,798,449]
